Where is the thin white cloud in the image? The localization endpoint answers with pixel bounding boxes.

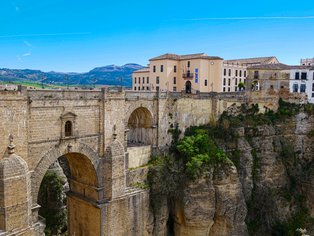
[0,32,91,38]
[22,52,31,57]
[179,16,314,21]
[24,41,32,47]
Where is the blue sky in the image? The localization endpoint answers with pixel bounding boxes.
[0,0,314,72]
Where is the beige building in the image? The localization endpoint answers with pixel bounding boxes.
[133,53,280,93]
[222,56,279,92]
[132,53,223,93]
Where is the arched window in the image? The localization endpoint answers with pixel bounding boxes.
[65,121,72,137]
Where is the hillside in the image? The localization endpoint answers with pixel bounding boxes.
[0,63,143,87]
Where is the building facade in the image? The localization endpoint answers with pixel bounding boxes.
[288,66,314,103]
[222,56,279,92]
[133,53,280,93]
[301,58,314,66]
[133,53,224,93]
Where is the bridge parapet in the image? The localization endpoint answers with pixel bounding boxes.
[125,91,158,100]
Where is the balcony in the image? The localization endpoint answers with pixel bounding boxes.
[183,72,194,79]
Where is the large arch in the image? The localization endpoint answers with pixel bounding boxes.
[31,142,102,235]
[127,107,154,145]
[31,142,101,205]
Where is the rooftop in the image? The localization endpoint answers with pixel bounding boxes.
[149,53,223,61]
[248,63,290,70]
[133,67,150,73]
[225,56,278,66]
[248,63,314,70]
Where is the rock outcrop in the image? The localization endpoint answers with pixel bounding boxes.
[173,165,248,236]
[150,110,314,235]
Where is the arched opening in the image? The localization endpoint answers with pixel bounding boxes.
[127,107,153,146]
[36,151,100,236]
[185,81,192,93]
[65,121,72,137]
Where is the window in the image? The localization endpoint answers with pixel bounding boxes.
[239,70,242,77]
[153,65,156,72]
[173,77,176,84]
[174,66,177,73]
[293,84,298,92]
[138,86,140,90]
[147,86,149,90]
[223,78,226,85]
[142,77,145,83]
[156,86,159,91]
[65,121,72,137]
[312,83,314,91]
[228,69,231,76]
[235,70,238,76]
[301,72,307,80]
[134,77,137,84]
[295,72,300,80]
[134,87,137,90]
[142,86,145,90]
[312,93,314,98]
[235,87,238,91]
[244,79,246,84]
[224,69,226,76]
[173,87,177,91]
[187,61,190,67]
[228,87,230,92]
[223,87,226,92]
[195,68,199,79]
[161,65,164,72]
[244,71,247,77]
[235,78,238,85]
[156,76,160,84]
[228,78,231,86]
[205,80,208,86]
[300,84,306,93]
[147,77,149,83]
[254,71,259,79]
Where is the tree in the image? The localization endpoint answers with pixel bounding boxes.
[238,82,246,91]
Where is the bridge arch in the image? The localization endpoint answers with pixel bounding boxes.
[31,142,102,235]
[127,106,154,145]
[31,142,101,204]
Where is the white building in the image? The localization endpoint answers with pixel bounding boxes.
[301,58,314,66]
[288,66,314,103]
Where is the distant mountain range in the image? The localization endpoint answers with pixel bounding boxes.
[0,63,144,87]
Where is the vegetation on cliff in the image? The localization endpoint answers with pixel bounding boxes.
[148,99,314,236]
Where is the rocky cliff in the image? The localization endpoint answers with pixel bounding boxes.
[146,101,314,236]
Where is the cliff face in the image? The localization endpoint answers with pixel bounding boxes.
[173,166,248,236]
[240,113,314,235]
[149,105,314,235]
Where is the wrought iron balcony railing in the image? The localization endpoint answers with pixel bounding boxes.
[183,72,194,79]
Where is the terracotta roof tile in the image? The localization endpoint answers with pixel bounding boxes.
[149,53,223,61]
[225,56,278,65]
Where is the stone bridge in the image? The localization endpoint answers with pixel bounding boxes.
[0,87,253,235]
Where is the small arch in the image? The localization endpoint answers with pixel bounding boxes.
[65,121,72,137]
[185,81,192,93]
[127,107,153,145]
